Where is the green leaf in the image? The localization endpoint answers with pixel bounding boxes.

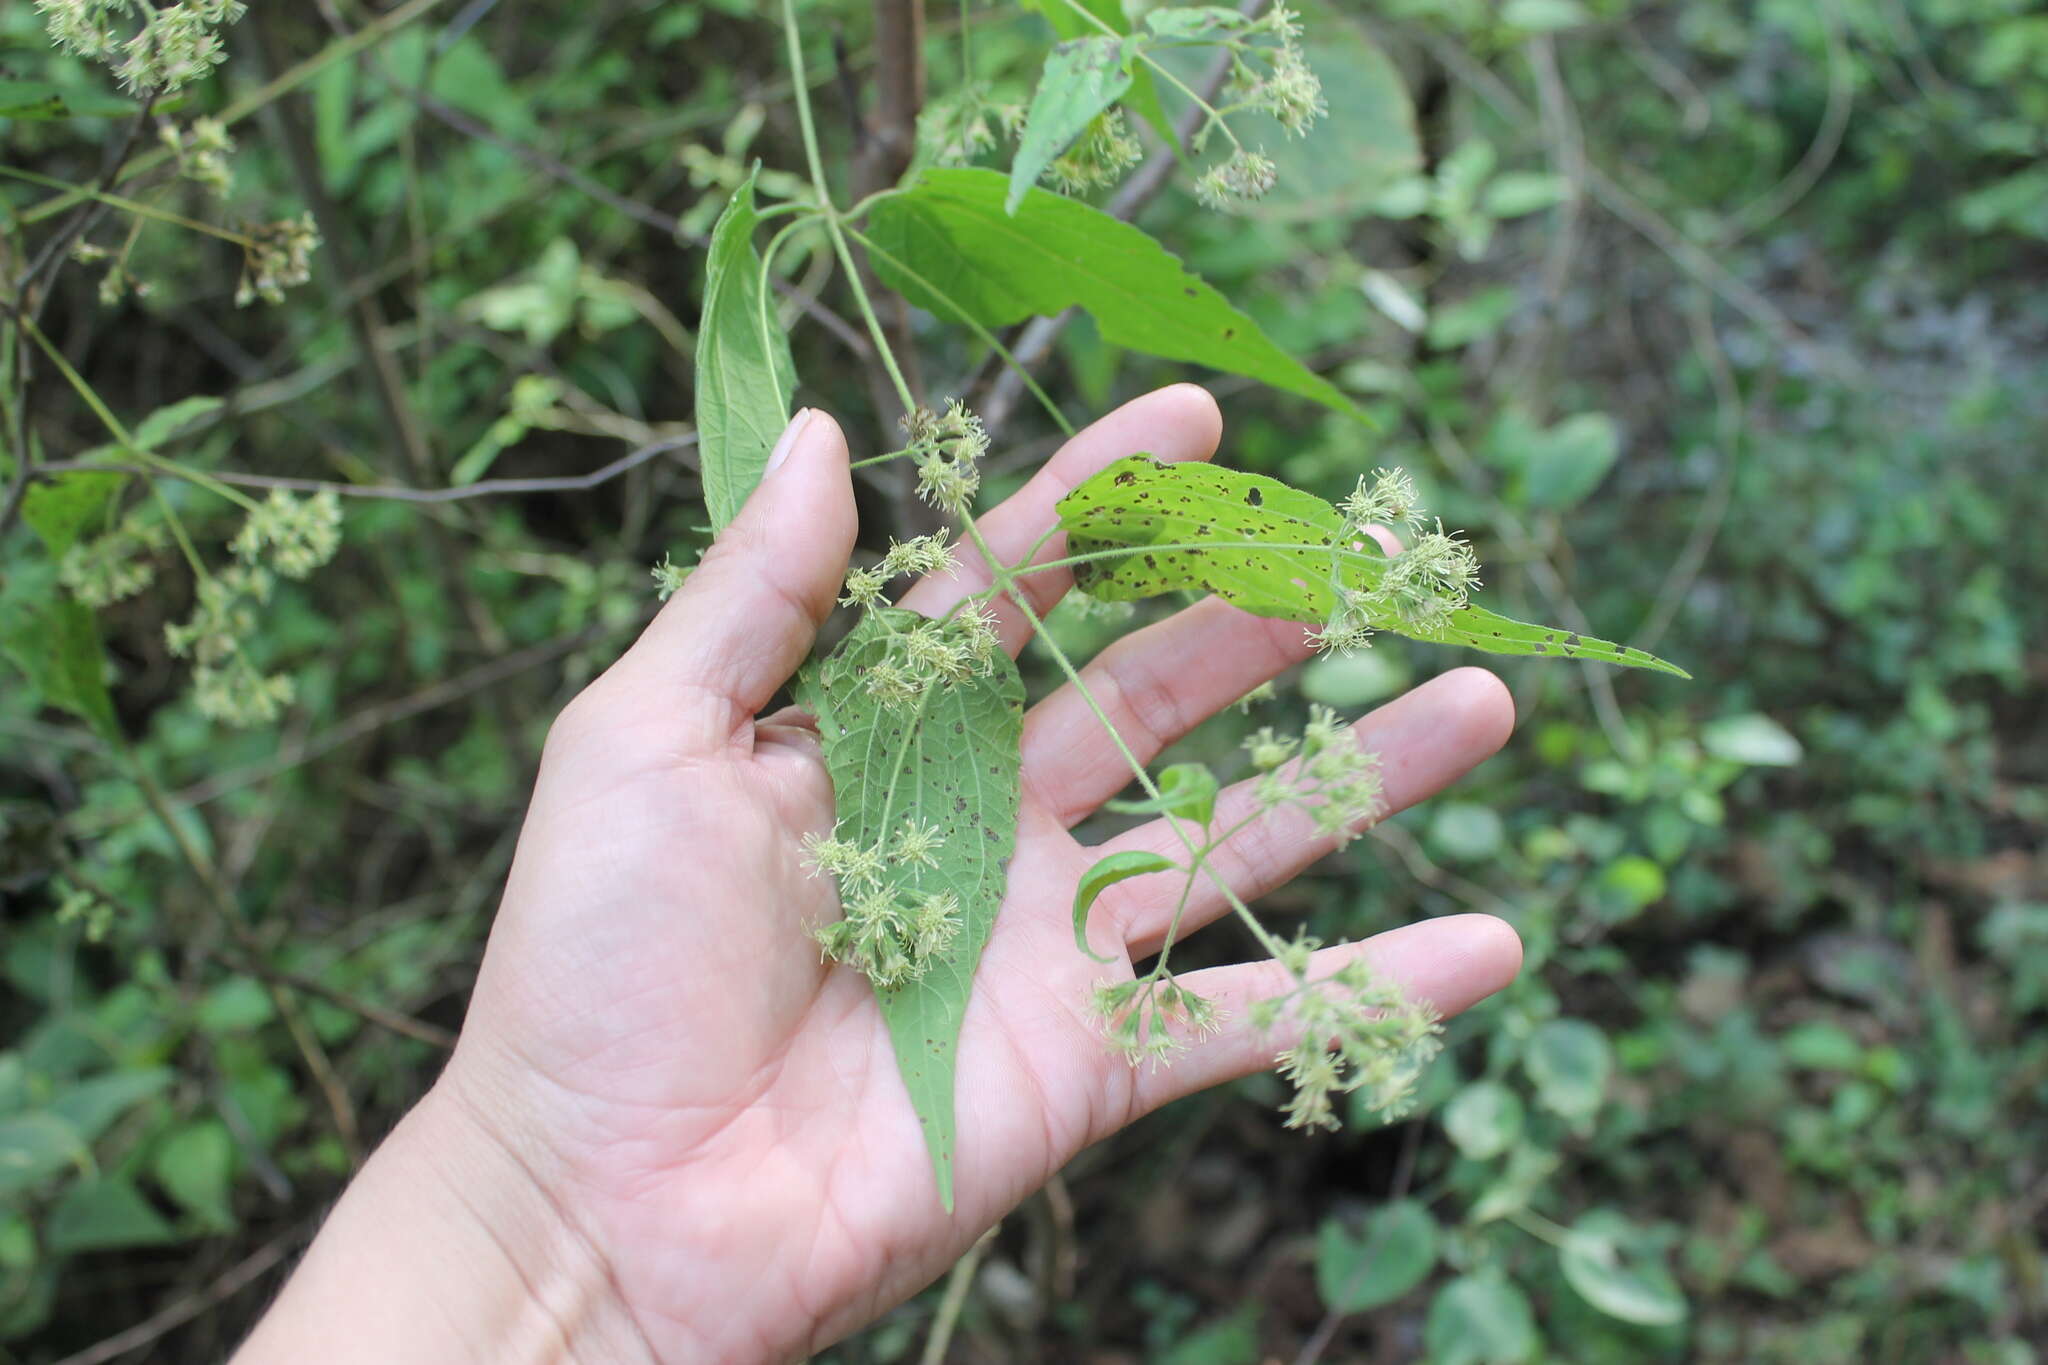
[1073,850,1178,963]
[1442,1079,1524,1161]
[1424,1269,1541,1365]
[1701,712,1803,767]
[1009,37,1134,214]
[1482,171,1570,219]
[1501,0,1589,31]
[48,1178,177,1254]
[0,599,122,742]
[1054,457,1689,675]
[21,471,125,558]
[1143,8,1252,39]
[153,1120,237,1231]
[49,1069,173,1142]
[129,395,225,451]
[1516,412,1620,512]
[1559,1210,1689,1326]
[794,608,1023,1210]
[1237,24,1421,224]
[0,80,138,121]
[1428,802,1505,861]
[1315,1199,1439,1313]
[695,168,797,531]
[0,1113,91,1197]
[1021,0,1176,150]
[865,168,1368,424]
[1103,762,1219,825]
[1524,1018,1612,1124]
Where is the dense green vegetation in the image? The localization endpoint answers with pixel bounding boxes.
[2,0,2044,1360]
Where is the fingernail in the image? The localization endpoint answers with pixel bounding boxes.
[765,408,815,477]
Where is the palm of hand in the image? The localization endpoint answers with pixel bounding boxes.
[446,389,1519,1362]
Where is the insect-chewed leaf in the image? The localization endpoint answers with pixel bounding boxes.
[1008,36,1134,213]
[793,608,1024,1210]
[1072,850,1178,963]
[1055,456,1690,677]
[695,167,797,531]
[863,169,1367,424]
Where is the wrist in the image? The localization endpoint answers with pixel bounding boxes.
[236,1072,653,1365]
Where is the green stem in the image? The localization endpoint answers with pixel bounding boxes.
[0,167,257,246]
[781,0,917,415]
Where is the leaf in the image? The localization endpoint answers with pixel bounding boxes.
[129,395,225,451]
[1,599,122,742]
[1424,1269,1541,1365]
[1235,23,1421,224]
[48,1178,177,1254]
[0,1113,91,1197]
[1009,37,1134,214]
[1103,762,1219,825]
[1518,412,1620,512]
[0,80,138,121]
[794,608,1023,1210]
[1523,1018,1612,1124]
[1701,712,1803,767]
[1483,171,1571,219]
[1315,1199,1439,1313]
[1360,268,1427,333]
[694,168,797,532]
[1559,1210,1689,1326]
[49,1069,174,1141]
[864,168,1368,424]
[1020,0,1175,150]
[1441,1080,1524,1161]
[1054,457,1690,676]
[21,472,125,558]
[1073,850,1178,963]
[1501,0,1589,31]
[1143,8,1253,39]
[153,1120,237,1231]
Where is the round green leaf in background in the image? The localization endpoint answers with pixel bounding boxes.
[1524,1018,1612,1124]
[1558,1209,1689,1326]
[1424,1268,1540,1365]
[1315,1199,1439,1314]
[1442,1080,1524,1161]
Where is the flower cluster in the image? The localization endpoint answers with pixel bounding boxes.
[858,610,1002,710]
[839,532,957,609]
[1183,4,1327,210]
[1047,109,1144,195]
[1313,469,1483,651]
[164,565,294,727]
[37,0,247,94]
[237,214,321,308]
[1194,148,1278,212]
[54,881,117,944]
[1094,973,1223,1065]
[916,85,1020,168]
[230,489,343,579]
[162,116,235,195]
[59,517,166,607]
[1249,936,1444,1131]
[650,554,689,601]
[903,400,988,516]
[1246,705,1386,845]
[804,820,965,989]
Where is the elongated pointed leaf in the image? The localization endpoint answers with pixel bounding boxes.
[1009,37,1134,213]
[1073,850,1177,963]
[794,609,1023,1210]
[864,169,1368,423]
[1054,456,1689,676]
[695,169,797,531]
[1021,0,1175,150]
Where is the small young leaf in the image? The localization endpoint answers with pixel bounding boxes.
[1055,457,1689,676]
[865,169,1368,424]
[695,168,797,531]
[1441,1079,1524,1161]
[1008,37,1134,213]
[1073,850,1178,963]
[129,395,226,450]
[1102,762,1219,826]
[794,609,1023,1210]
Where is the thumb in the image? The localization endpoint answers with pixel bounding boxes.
[606,408,854,749]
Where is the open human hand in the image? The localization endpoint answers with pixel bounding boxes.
[236,385,1521,1365]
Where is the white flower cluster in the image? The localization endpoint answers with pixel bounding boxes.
[1093,973,1223,1065]
[1315,468,1483,653]
[163,490,344,728]
[839,532,957,610]
[803,819,964,989]
[161,116,235,195]
[1246,705,1386,846]
[237,214,322,308]
[1191,4,1328,211]
[1046,109,1143,195]
[59,517,165,608]
[902,400,989,516]
[37,0,247,94]
[857,610,1002,711]
[1252,936,1444,1131]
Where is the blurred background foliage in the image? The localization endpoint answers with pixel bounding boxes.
[2,0,2045,1361]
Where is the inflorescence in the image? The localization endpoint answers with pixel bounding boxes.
[1314,468,1483,654]
[902,400,989,516]
[37,0,247,94]
[803,820,966,989]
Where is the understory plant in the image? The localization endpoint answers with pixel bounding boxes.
[687,0,1687,1207]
